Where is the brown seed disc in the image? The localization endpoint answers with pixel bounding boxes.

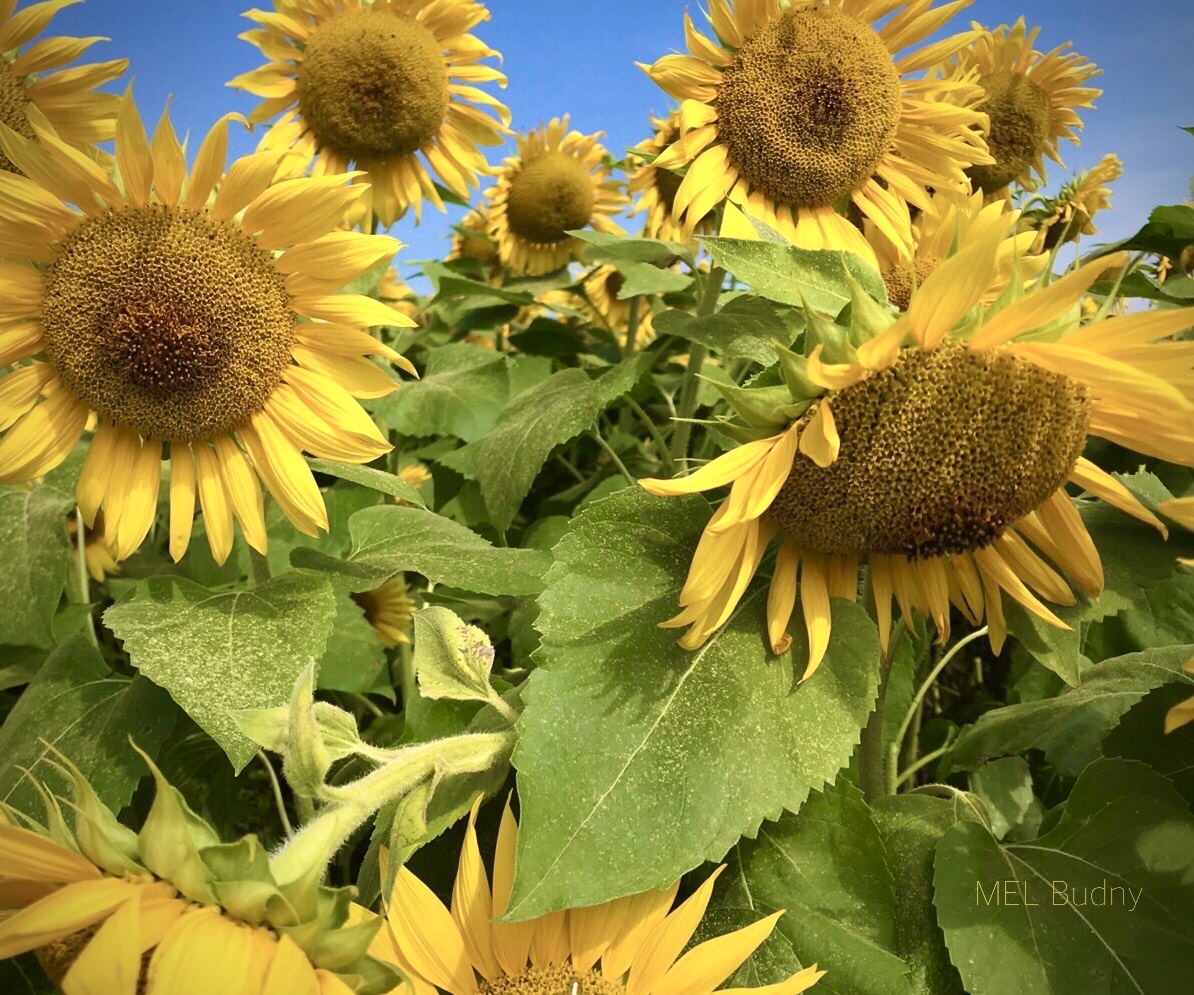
[966,69,1052,192]
[505,151,595,244]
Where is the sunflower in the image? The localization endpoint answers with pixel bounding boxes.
[0,751,399,994]
[231,0,509,227]
[0,94,416,565]
[641,220,1194,675]
[486,117,629,276]
[948,17,1101,194]
[450,205,500,266]
[639,0,992,262]
[0,0,127,174]
[861,188,1046,310]
[368,798,826,995]
[1020,153,1122,253]
[627,110,713,244]
[377,264,421,322]
[353,574,417,646]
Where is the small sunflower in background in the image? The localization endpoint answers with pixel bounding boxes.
[66,513,120,581]
[581,265,657,348]
[627,110,712,243]
[640,0,992,262]
[486,117,629,276]
[0,93,416,566]
[857,189,1046,310]
[231,0,510,227]
[1020,153,1122,253]
[0,751,399,994]
[448,204,503,284]
[353,573,417,646]
[376,263,421,322]
[369,798,826,995]
[642,220,1194,675]
[947,17,1101,194]
[0,0,127,174]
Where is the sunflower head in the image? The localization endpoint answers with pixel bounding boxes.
[1020,153,1123,252]
[642,220,1194,674]
[0,93,417,567]
[369,796,826,995]
[0,747,401,994]
[353,574,417,646]
[949,17,1102,192]
[0,0,127,175]
[627,110,707,244]
[641,0,991,260]
[232,0,510,226]
[487,117,629,276]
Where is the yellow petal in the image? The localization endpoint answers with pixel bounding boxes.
[719,964,827,995]
[907,220,1006,349]
[262,935,319,995]
[799,552,832,681]
[641,431,784,497]
[451,800,499,981]
[490,798,532,977]
[0,825,101,882]
[601,884,680,980]
[185,114,245,212]
[654,911,785,995]
[62,897,140,995]
[797,400,839,468]
[1159,497,1194,531]
[214,435,268,555]
[388,867,477,994]
[194,443,234,565]
[77,421,119,527]
[168,446,197,562]
[241,412,329,536]
[767,538,801,656]
[146,907,271,995]
[626,868,724,995]
[111,437,162,561]
[1069,457,1167,536]
[150,105,186,208]
[292,293,418,329]
[0,878,135,958]
[0,386,88,484]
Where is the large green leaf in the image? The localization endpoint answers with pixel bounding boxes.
[698,239,887,313]
[943,643,1194,776]
[307,458,426,508]
[294,505,551,596]
[872,793,985,995]
[1103,684,1194,807]
[0,637,176,816]
[1096,203,1194,260]
[653,296,798,366]
[934,758,1194,994]
[722,780,912,995]
[373,343,509,442]
[477,357,646,532]
[0,484,74,649]
[507,488,880,918]
[104,571,337,771]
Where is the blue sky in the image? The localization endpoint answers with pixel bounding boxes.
[47,0,1194,278]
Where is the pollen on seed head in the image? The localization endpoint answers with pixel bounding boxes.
[480,965,624,995]
[297,9,449,161]
[769,341,1091,559]
[0,60,35,174]
[42,205,294,442]
[883,255,941,312]
[505,151,595,244]
[966,69,1052,192]
[715,6,901,209]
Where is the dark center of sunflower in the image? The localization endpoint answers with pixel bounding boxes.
[480,965,624,995]
[715,7,901,208]
[297,9,449,161]
[883,255,940,312]
[0,59,35,174]
[966,69,1052,193]
[505,151,595,244]
[769,342,1091,559]
[42,205,294,442]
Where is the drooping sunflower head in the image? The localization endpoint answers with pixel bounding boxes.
[369,797,826,995]
[0,93,417,566]
[1020,153,1122,253]
[449,204,501,274]
[0,748,401,994]
[0,0,127,174]
[627,110,709,244]
[863,188,1047,310]
[948,17,1102,193]
[642,221,1194,674]
[231,0,510,227]
[486,117,629,276]
[640,0,992,262]
[353,574,417,646]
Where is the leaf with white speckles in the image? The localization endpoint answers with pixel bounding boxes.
[104,571,337,771]
[507,488,880,918]
[0,484,73,649]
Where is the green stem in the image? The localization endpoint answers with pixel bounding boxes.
[670,266,724,464]
[896,738,955,788]
[625,396,675,473]
[887,626,988,795]
[554,454,586,484]
[258,750,293,837]
[623,296,641,358]
[588,429,635,484]
[250,548,272,587]
[69,508,98,647]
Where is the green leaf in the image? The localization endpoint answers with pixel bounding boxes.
[1103,684,1194,808]
[653,296,797,366]
[942,643,1194,776]
[614,261,693,298]
[294,505,551,596]
[1096,203,1194,260]
[571,229,694,267]
[412,606,496,704]
[316,596,391,699]
[104,572,338,771]
[0,955,55,994]
[873,793,985,995]
[969,757,1034,840]
[507,488,879,918]
[307,459,426,508]
[1093,270,1194,304]
[934,758,1194,995]
[0,484,74,649]
[723,780,912,995]
[423,261,536,305]
[476,358,646,532]
[698,239,888,314]
[0,636,176,816]
[373,343,509,442]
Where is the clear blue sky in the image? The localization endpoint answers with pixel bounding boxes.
[47,0,1194,278]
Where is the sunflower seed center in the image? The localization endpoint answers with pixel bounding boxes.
[715,7,901,208]
[769,341,1091,559]
[297,9,449,161]
[42,205,293,441]
[505,151,595,244]
[966,69,1052,192]
[480,965,624,995]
